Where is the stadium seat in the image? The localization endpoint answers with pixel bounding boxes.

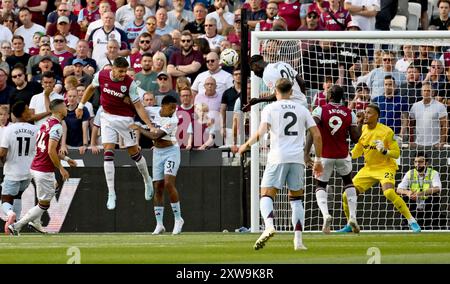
[428,0,439,22]
[390,15,408,30]
[408,3,422,30]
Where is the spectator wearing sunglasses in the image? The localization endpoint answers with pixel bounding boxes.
[298,10,326,31]
[154,71,180,106]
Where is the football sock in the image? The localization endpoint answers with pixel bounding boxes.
[13,199,22,218]
[315,188,329,217]
[290,199,304,242]
[344,186,357,220]
[342,191,350,222]
[154,206,164,225]
[260,196,274,229]
[383,188,413,220]
[171,202,182,220]
[131,152,152,184]
[104,161,115,195]
[15,205,45,230]
[1,202,13,216]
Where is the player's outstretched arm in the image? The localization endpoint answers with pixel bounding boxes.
[309,126,323,178]
[238,122,269,154]
[133,101,155,131]
[130,124,166,140]
[242,94,277,112]
[49,139,69,181]
[350,112,364,143]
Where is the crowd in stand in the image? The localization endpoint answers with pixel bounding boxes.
[0,0,448,153]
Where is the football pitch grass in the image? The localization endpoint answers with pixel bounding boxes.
[1,232,450,264]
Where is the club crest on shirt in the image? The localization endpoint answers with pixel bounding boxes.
[121,85,127,92]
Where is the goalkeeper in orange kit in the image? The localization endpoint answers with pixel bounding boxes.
[337,104,421,233]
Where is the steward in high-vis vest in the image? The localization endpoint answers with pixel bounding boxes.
[396,152,445,230]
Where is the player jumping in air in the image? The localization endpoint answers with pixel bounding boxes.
[9,99,77,235]
[304,85,363,234]
[337,104,421,233]
[238,78,323,250]
[131,95,184,235]
[76,57,155,210]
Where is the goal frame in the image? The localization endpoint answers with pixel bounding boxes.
[249,31,450,233]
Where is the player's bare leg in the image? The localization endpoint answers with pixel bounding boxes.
[165,175,183,235]
[103,144,116,210]
[128,145,153,201]
[152,180,166,234]
[289,190,307,250]
[254,188,276,250]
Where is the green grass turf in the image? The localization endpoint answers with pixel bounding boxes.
[1,232,449,264]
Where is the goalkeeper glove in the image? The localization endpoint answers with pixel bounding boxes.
[374,140,388,155]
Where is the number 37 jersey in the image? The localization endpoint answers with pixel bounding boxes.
[312,103,356,159]
[261,99,316,165]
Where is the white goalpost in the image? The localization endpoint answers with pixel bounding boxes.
[250,31,450,233]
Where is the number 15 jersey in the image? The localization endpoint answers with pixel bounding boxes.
[312,103,356,159]
[261,99,316,165]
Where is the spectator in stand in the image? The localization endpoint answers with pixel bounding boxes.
[192,51,233,97]
[124,3,147,46]
[400,65,423,106]
[176,87,195,149]
[409,0,429,30]
[0,41,12,62]
[154,71,179,105]
[28,31,44,56]
[320,0,352,31]
[49,16,79,53]
[298,10,326,31]
[167,30,204,86]
[1,13,17,34]
[62,89,90,154]
[71,59,93,87]
[78,0,101,39]
[0,12,13,43]
[220,67,241,142]
[167,0,195,31]
[198,17,225,52]
[135,52,159,93]
[184,0,210,11]
[227,9,251,50]
[116,0,152,28]
[193,38,211,60]
[300,0,329,27]
[85,1,124,40]
[88,12,130,65]
[0,67,13,105]
[9,64,43,107]
[413,45,433,76]
[257,1,279,31]
[344,0,379,31]
[132,16,162,54]
[160,34,179,63]
[278,0,302,31]
[46,2,81,38]
[375,0,398,30]
[31,56,63,85]
[96,39,121,70]
[0,0,16,19]
[192,102,215,149]
[349,82,371,112]
[429,0,450,30]
[17,0,47,26]
[409,82,448,149]
[64,40,97,77]
[76,84,95,120]
[26,43,59,81]
[422,59,446,91]
[155,8,174,36]
[312,76,333,109]
[129,32,154,73]
[184,2,207,36]
[365,50,406,99]
[396,45,416,73]
[152,50,168,75]
[246,0,267,30]
[6,36,31,70]
[14,8,46,53]
[51,33,74,69]
[206,0,234,34]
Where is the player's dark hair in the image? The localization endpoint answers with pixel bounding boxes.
[50,99,65,111]
[113,57,129,68]
[416,151,429,162]
[161,95,178,105]
[11,101,27,118]
[329,85,344,103]
[366,104,381,117]
[249,54,264,66]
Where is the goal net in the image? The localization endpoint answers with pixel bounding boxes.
[250,31,450,232]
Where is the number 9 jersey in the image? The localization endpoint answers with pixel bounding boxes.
[312,103,356,159]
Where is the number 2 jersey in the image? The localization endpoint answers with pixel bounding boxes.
[0,122,38,180]
[31,117,63,173]
[312,103,356,159]
[261,99,316,165]
[262,62,308,108]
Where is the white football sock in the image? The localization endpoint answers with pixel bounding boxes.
[1,201,13,216]
[290,199,304,242]
[315,188,329,217]
[345,186,358,220]
[171,202,182,220]
[104,161,115,195]
[154,206,164,225]
[260,196,274,229]
[13,199,22,218]
[135,156,152,184]
[15,205,45,230]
